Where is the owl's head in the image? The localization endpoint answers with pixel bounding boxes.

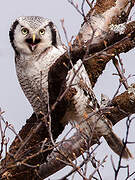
[9,16,62,55]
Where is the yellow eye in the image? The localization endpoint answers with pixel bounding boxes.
[21,28,29,35]
[39,29,45,35]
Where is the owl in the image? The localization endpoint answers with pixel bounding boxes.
[9,16,132,159]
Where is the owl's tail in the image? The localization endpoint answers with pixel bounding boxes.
[104,131,132,159]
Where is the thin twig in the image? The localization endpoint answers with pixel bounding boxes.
[14,121,43,158]
[112,115,133,180]
[112,57,129,90]
[89,156,107,179]
[85,0,93,8]
[67,0,87,21]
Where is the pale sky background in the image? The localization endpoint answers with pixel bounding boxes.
[0,1,135,180]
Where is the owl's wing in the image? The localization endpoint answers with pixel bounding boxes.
[66,59,99,111]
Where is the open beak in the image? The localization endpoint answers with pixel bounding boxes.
[26,34,41,52]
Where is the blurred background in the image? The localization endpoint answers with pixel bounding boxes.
[0,1,135,179]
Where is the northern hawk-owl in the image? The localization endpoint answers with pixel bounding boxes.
[9,16,132,158]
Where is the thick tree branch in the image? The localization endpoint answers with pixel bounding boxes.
[49,21,135,91]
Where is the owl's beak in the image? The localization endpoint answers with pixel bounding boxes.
[26,34,41,52]
[32,34,36,43]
